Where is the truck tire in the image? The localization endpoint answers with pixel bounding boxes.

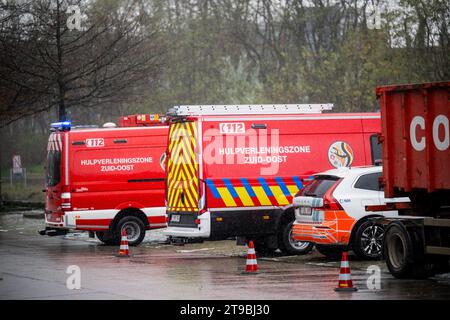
[278,220,314,255]
[384,222,438,279]
[115,215,146,246]
[315,244,346,260]
[353,220,384,260]
[96,231,120,246]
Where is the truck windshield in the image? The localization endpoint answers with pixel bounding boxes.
[301,175,339,198]
[46,151,61,187]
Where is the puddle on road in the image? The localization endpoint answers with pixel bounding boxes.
[0,212,45,236]
[2,210,449,286]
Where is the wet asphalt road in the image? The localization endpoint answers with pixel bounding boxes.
[1,211,450,300]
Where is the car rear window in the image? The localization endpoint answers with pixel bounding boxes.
[301,175,340,198]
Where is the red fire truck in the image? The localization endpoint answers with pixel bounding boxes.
[163,105,382,254]
[39,115,168,246]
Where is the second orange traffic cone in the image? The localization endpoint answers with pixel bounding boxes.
[243,240,258,274]
[116,228,130,257]
[334,252,357,292]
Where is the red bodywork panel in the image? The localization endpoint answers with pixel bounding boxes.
[195,113,381,210]
[377,82,450,198]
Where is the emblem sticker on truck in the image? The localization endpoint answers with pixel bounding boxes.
[328,141,354,168]
[160,152,167,172]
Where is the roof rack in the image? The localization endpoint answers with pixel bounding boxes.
[167,104,333,116]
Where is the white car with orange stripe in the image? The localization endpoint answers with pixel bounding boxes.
[291,166,404,260]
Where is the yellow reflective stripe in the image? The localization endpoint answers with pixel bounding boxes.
[217,187,237,207]
[168,124,182,155]
[167,181,177,208]
[287,185,299,196]
[183,180,196,208]
[174,187,184,209]
[269,186,290,205]
[186,122,197,149]
[234,187,254,207]
[167,121,200,212]
[252,186,272,206]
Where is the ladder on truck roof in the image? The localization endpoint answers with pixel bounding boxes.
[167,104,333,116]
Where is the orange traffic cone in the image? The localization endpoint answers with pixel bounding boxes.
[334,252,357,292]
[242,240,258,274]
[116,228,130,257]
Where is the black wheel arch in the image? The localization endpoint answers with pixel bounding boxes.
[349,214,384,249]
[110,208,149,233]
[276,206,295,232]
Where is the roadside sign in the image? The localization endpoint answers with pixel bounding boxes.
[12,155,23,175]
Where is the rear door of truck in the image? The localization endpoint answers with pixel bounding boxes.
[45,132,64,225]
[166,121,200,227]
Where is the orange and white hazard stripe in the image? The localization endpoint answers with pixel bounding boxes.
[117,228,130,257]
[335,252,357,292]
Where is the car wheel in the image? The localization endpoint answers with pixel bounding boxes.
[115,216,146,246]
[96,231,120,246]
[278,221,314,255]
[353,220,384,260]
[315,244,345,260]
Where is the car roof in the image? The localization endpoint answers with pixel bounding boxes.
[314,166,382,179]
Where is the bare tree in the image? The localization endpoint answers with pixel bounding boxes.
[0,0,166,127]
[0,0,166,205]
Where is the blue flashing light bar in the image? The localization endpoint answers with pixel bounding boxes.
[50,121,71,131]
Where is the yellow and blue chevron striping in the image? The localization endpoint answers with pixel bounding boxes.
[206,177,303,208]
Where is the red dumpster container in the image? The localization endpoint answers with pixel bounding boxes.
[377,81,450,198]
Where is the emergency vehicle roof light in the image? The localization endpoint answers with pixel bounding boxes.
[167,104,334,116]
[50,121,71,131]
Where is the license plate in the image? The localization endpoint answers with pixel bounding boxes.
[300,207,312,215]
[171,214,181,222]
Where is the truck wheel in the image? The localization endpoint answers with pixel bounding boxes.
[353,220,384,260]
[116,216,146,246]
[315,244,345,260]
[96,231,119,246]
[384,222,437,279]
[278,221,314,255]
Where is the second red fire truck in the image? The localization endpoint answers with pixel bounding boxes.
[163,105,382,254]
[40,114,168,246]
